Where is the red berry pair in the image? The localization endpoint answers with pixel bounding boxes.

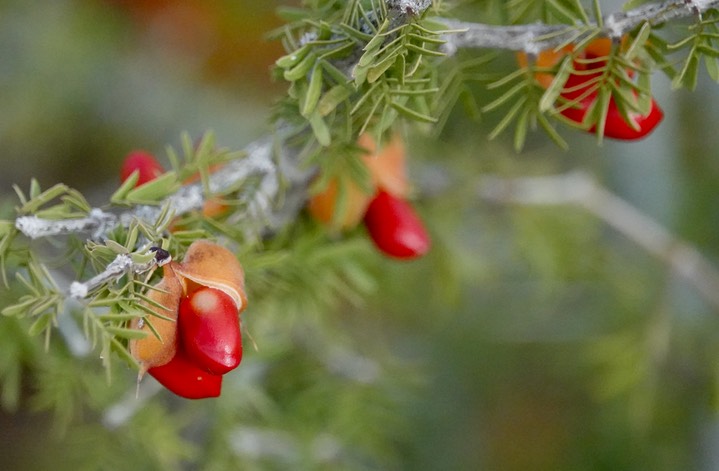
[121,152,248,399]
[518,38,664,140]
[558,41,663,140]
[129,241,247,399]
[148,286,242,399]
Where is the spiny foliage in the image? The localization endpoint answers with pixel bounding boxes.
[272,0,719,154]
[272,0,454,152]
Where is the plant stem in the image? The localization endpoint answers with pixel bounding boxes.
[440,0,719,55]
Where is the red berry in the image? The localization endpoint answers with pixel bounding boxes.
[559,72,663,140]
[148,348,222,399]
[120,150,164,186]
[179,287,242,375]
[363,190,430,260]
[602,95,663,140]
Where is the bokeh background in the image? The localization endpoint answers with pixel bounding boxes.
[3,1,719,470]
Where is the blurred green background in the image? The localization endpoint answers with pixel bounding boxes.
[3,1,719,470]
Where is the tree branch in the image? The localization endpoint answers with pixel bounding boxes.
[13,131,314,301]
[68,252,164,300]
[11,0,719,318]
[440,0,719,55]
[14,133,313,242]
[478,170,719,310]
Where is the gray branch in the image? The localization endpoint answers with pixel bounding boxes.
[16,208,118,241]
[441,0,719,55]
[68,252,163,300]
[15,0,713,242]
[15,133,313,243]
[479,170,719,311]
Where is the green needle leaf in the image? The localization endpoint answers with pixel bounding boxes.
[488,96,527,141]
[275,44,311,69]
[390,100,437,123]
[106,327,147,340]
[309,111,332,146]
[540,56,573,112]
[301,66,324,117]
[125,172,180,205]
[318,85,353,116]
[625,22,652,60]
[28,314,53,337]
[284,52,317,81]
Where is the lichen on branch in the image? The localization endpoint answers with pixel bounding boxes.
[440,0,719,55]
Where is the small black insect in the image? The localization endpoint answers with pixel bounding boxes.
[149,246,171,265]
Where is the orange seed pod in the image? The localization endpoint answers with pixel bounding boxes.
[516,45,575,89]
[358,133,409,199]
[173,239,247,312]
[129,265,183,374]
[307,177,373,231]
[307,133,410,231]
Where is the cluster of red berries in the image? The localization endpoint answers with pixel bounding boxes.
[518,37,664,140]
[121,153,246,399]
[308,133,431,260]
[129,240,246,399]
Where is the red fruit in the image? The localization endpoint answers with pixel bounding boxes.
[120,150,164,185]
[363,190,430,260]
[179,287,242,375]
[148,348,222,399]
[559,73,663,140]
[600,96,663,140]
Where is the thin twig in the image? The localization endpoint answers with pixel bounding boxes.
[440,0,719,55]
[68,252,163,300]
[478,170,719,310]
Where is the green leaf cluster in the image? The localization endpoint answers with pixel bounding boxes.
[273,0,449,149]
[2,259,63,350]
[13,180,91,219]
[669,9,719,90]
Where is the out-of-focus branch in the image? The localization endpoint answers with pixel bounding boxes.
[15,134,310,242]
[479,170,719,310]
[440,0,719,55]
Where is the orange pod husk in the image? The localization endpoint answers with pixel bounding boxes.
[129,264,183,375]
[307,177,373,231]
[358,133,409,199]
[174,240,247,312]
[516,46,575,89]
